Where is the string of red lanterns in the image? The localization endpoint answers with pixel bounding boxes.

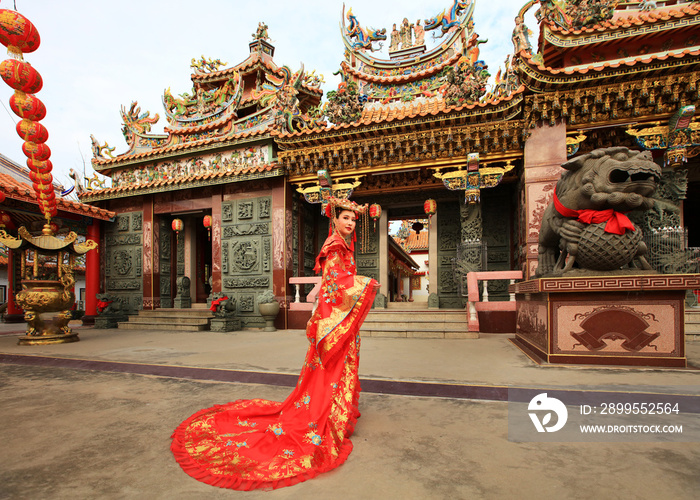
[0,4,58,223]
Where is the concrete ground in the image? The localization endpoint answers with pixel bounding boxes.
[0,323,698,499]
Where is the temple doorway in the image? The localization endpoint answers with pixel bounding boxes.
[387,213,430,306]
[194,214,212,303]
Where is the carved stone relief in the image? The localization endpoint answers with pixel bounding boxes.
[238,200,254,219]
[222,203,233,222]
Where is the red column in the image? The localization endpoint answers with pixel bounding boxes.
[82,220,100,325]
[4,249,23,322]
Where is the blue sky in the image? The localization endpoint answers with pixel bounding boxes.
[0,0,536,194]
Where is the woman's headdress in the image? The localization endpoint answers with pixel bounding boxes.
[323,197,369,252]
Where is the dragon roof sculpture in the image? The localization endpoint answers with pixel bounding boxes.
[91,25,325,173]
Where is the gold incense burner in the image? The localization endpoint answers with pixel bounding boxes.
[0,225,97,345]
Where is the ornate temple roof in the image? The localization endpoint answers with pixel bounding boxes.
[544,2,700,37]
[517,1,700,91]
[89,25,324,178]
[0,172,114,220]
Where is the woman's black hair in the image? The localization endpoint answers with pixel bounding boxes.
[334,206,357,218]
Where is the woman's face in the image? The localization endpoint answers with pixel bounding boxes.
[334,209,357,239]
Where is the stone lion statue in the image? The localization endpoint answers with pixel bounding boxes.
[536,146,662,276]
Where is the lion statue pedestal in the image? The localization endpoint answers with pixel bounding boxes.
[513,147,697,367]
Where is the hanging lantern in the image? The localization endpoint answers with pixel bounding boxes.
[0,210,14,229]
[22,141,50,160]
[202,215,212,240]
[424,199,437,220]
[0,58,43,93]
[10,91,45,120]
[412,221,424,234]
[28,170,52,184]
[26,157,52,173]
[0,191,5,203]
[16,118,48,143]
[369,203,381,230]
[172,218,184,243]
[0,8,41,57]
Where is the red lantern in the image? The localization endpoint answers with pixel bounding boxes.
[0,191,5,203]
[0,9,41,56]
[10,91,45,120]
[424,199,437,220]
[369,203,381,230]
[26,157,52,173]
[17,119,48,143]
[33,181,54,194]
[172,218,184,243]
[0,58,43,93]
[28,170,52,184]
[0,210,14,229]
[22,141,50,160]
[203,215,212,240]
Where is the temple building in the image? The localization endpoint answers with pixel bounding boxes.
[77,1,700,330]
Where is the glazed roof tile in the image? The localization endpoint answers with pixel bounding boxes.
[80,162,280,198]
[522,46,700,75]
[92,125,274,167]
[396,230,429,252]
[0,173,115,220]
[192,52,322,95]
[340,50,462,84]
[548,3,700,35]
[278,87,526,139]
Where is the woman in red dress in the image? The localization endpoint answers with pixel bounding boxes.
[171,198,379,490]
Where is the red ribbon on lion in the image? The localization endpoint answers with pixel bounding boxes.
[553,192,635,236]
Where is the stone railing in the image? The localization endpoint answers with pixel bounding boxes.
[289,277,322,311]
[466,271,523,332]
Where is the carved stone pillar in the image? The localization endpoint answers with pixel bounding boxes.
[428,211,439,307]
[523,122,567,278]
[378,209,388,303]
[142,197,161,309]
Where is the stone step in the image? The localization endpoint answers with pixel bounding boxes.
[123,316,212,326]
[364,310,466,324]
[361,308,476,339]
[117,321,209,332]
[134,309,214,319]
[118,307,214,331]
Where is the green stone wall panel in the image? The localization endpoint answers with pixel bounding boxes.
[104,211,144,312]
[220,195,273,328]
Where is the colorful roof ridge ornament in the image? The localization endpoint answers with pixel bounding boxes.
[296,169,363,214]
[626,105,700,168]
[433,153,515,204]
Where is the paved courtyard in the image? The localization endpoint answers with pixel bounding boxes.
[0,324,698,499]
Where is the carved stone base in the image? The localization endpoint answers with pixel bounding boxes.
[428,293,439,309]
[172,297,191,309]
[18,332,79,345]
[512,274,699,367]
[210,317,241,332]
[94,315,129,329]
[373,293,387,309]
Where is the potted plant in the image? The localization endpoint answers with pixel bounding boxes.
[257,290,280,331]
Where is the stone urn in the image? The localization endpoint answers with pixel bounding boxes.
[257,290,280,332]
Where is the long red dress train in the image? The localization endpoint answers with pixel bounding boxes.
[171,233,378,490]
